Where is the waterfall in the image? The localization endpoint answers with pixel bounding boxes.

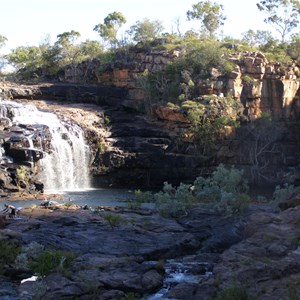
[0,100,91,192]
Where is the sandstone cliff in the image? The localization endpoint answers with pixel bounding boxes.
[0,47,300,191]
[63,49,300,121]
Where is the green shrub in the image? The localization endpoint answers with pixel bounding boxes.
[28,249,75,276]
[210,164,249,194]
[134,189,153,202]
[103,115,111,125]
[103,214,126,228]
[154,182,193,218]
[194,164,249,214]
[118,292,139,300]
[185,96,243,150]
[242,74,256,87]
[15,241,45,269]
[0,240,21,271]
[273,183,295,205]
[288,285,299,300]
[154,164,249,218]
[127,200,142,209]
[97,137,107,154]
[216,285,252,300]
[16,165,30,189]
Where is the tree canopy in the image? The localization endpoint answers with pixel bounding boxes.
[128,18,164,43]
[256,0,300,42]
[93,12,126,48]
[0,35,7,49]
[187,1,226,37]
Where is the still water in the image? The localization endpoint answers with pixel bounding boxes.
[1,188,135,209]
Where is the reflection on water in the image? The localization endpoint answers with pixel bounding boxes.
[0,188,134,209]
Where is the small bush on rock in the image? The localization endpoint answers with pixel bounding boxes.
[273,183,295,205]
[216,285,253,300]
[28,249,75,276]
[103,213,126,228]
[15,241,45,269]
[154,182,194,218]
[0,240,21,271]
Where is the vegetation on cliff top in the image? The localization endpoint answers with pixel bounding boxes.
[1,0,300,80]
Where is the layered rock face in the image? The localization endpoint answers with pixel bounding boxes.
[63,49,181,111]
[63,49,300,120]
[0,48,300,189]
[1,81,300,189]
[225,52,300,120]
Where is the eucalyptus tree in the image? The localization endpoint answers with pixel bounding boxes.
[287,34,300,62]
[5,45,44,79]
[256,0,300,42]
[127,18,164,43]
[186,1,226,38]
[93,12,126,48]
[56,30,81,46]
[241,29,276,48]
[0,34,8,72]
[80,40,103,59]
[54,30,83,70]
[0,34,7,49]
[79,40,103,82]
[172,17,182,37]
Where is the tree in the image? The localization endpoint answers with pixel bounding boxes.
[172,17,182,37]
[287,34,300,62]
[246,118,284,183]
[127,18,164,43]
[241,29,276,48]
[256,0,300,42]
[6,46,41,70]
[0,34,8,72]
[80,40,103,59]
[54,30,83,71]
[79,40,103,82]
[93,12,126,48]
[5,45,44,79]
[0,34,7,49]
[56,30,81,46]
[187,1,226,37]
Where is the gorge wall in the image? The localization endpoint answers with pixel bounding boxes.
[63,49,300,120]
[0,48,300,192]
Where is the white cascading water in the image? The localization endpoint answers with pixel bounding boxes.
[0,100,91,192]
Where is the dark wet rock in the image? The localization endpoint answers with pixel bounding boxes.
[3,267,34,281]
[166,282,198,299]
[2,205,245,299]
[0,168,14,190]
[101,290,126,300]
[178,207,245,253]
[0,278,19,300]
[33,181,44,193]
[5,147,44,163]
[1,85,298,189]
[205,206,300,299]
[3,201,300,299]
[19,274,83,300]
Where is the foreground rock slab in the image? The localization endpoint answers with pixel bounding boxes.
[4,202,300,299]
[2,206,197,299]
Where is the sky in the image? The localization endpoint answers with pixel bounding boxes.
[0,0,271,53]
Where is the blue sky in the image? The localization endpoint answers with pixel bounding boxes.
[1,0,270,52]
